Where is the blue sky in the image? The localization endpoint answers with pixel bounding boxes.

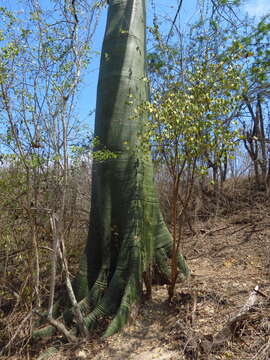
[79,0,198,129]
[78,0,270,130]
[1,0,269,131]
[244,0,270,17]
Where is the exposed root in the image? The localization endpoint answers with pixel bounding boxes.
[88,266,110,307]
[63,296,91,325]
[82,233,141,334]
[32,324,57,341]
[36,346,58,360]
[103,274,140,338]
[32,200,189,342]
[155,247,171,284]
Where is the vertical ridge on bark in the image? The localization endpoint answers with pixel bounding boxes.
[33,0,189,341]
[71,0,189,336]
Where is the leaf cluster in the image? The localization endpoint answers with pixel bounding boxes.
[139,60,243,175]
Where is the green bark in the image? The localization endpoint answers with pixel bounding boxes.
[34,0,189,342]
[35,0,188,341]
[70,0,189,337]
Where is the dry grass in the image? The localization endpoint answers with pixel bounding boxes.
[1,175,270,359]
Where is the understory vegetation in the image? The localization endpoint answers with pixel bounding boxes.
[1,157,270,359]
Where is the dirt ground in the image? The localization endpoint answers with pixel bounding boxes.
[86,215,270,360]
[2,188,270,360]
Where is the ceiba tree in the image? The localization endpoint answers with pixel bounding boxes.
[71,0,189,338]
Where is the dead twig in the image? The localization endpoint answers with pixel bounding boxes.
[229,223,253,235]
[58,231,89,338]
[191,293,197,325]
[254,288,268,299]
[0,311,32,356]
[187,225,232,259]
[202,225,231,237]
[50,213,89,338]
[201,285,260,354]
[252,338,270,360]
[214,285,259,345]
[33,310,77,343]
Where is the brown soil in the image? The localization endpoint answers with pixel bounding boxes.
[2,186,270,360]
[88,213,270,360]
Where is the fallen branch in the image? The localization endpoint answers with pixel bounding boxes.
[33,213,88,343]
[50,213,89,338]
[201,285,260,353]
[58,232,89,338]
[34,310,77,343]
[46,315,78,343]
[214,285,259,345]
[187,226,231,258]
[202,225,230,237]
[229,223,253,235]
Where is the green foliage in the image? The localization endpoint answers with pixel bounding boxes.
[0,1,99,160]
[71,136,118,163]
[224,14,270,94]
[0,3,101,352]
[140,61,242,174]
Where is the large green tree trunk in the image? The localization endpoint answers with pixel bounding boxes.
[72,0,189,338]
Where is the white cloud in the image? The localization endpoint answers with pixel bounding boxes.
[244,0,270,17]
